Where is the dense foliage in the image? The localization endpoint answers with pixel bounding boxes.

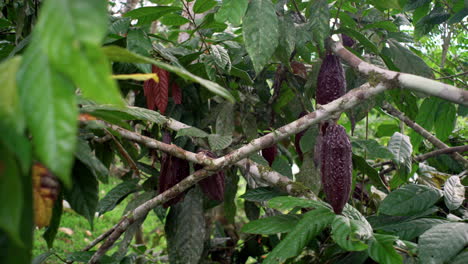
[0,0,467,263]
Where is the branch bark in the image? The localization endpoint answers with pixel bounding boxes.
[330,41,468,106]
[381,102,468,168]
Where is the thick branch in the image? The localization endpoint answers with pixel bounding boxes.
[331,41,468,106]
[414,145,468,162]
[381,102,468,168]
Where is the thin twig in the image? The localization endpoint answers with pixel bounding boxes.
[436,71,468,80]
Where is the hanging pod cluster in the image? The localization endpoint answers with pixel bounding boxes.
[316,52,352,214]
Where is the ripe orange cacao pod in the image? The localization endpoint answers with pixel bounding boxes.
[33,162,60,228]
[320,123,352,214]
[316,53,346,105]
[194,150,225,201]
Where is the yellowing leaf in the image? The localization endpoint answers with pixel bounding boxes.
[112,73,159,82]
[33,163,60,228]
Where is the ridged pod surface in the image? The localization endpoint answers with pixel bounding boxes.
[316,53,346,105]
[194,150,225,201]
[158,132,190,208]
[320,123,352,214]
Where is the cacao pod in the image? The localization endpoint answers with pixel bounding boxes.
[33,162,60,228]
[320,123,352,214]
[316,53,346,105]
[261,145,277,166]
[158,133,190,208]
[342,34,355,47]
[194,150,225,201]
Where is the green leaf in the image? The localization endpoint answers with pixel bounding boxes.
[240,187,287,202]
[97,179,139,215]
[160,14,190,26]
[231,67,254,85]
[404,0,431,11]
[434,102,456,141]
[308,0,329,52]
[165,187,205,264]
[81,105,167,125]
[211,44,231,72]
[124,6,181,25]
[18,43,77,187]
[332,215,369,251]
[382,39,434,78]
[43,192,63,248]
[267,196,330,211]
[241,113,258,140]
[0,150,23,246]
[351,139,395,160]
[103,46,235,102]
[75,138,109,183]
[32,252,54,264]
[275,13,296,65]
[362,21,399,32]
[295,151,321,194]
[415,7,450,39]
[387,132,412,174]
[243,0,279,73]
[419,223,468,264]
[367,234,402,264]
[409,97,439,150]
[215,0,248,26]
[272,157,293,179]
[448,8,468,24]
[241,215,301,235]
[263,208,335,263]
[352,155,388,190]
[339,27,379,54]
[376,218,448,240]
[193,0,218,14]
[208,134,232,150]
[216,102,234,136]
[65,161,99,228]
[299,127,318,154]
[176,127,209,138]
[444,176,465,211]
[449,250,468,264]
[379,184,442,216]
[37,0,123,106]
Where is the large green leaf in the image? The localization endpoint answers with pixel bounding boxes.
[0,150,23,246]
[36,0,123,106]
[75,138,109,183]
[271,157,293,179]
[434,102,456,141]
[414,6,450,39]
[214,0,248,26]
[379,184,442,216]
[243,0,279,73]
[419,223,468,264]
[17,44,77,187]
[444,176,465,211]
[65,161,99,228]
[409,97,440,150]
[97,179,139,215]
[124,6,181,25]
[241,215,301,235]
[331,215,369,251]
[449,250,468,264]
[267,196,330,211]
[308,0,329,52]
[165,187,205,264]
[103,46,235,102]
[376,218,448,240]
[339,27,380,54]
[216,102,234,136]
[193,0,217,14]
[351,139,395,160]
[387,132,412,174]
[367,234,402,264]
[263,208,335,264]
[382,39,433,78]
[240,187,287,202]
[208,134,232,150]
[352,155,388,190]
[275,13,296,65]
[43,192,63,248]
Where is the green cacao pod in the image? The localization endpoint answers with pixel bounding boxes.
[316,53,346,105]
[194,150,225,201]
[320,123,352,214]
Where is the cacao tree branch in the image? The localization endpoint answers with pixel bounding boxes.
[88,81,389,263]
[381,102,468,168]
[414,145,468,162]
[330,41,468,106]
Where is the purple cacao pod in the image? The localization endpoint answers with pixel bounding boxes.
[195,150,225,201]
[316,53,346,105]
[342,34,355,47]
[321,123,352,214]
[261,145,278,166]
[158,133,190,208]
